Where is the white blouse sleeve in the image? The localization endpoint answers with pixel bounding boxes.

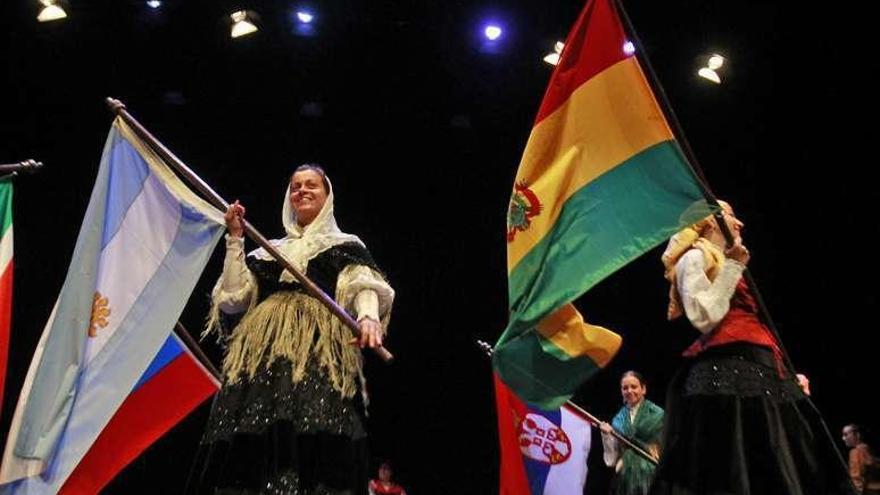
[601,430,620,468]
[676,249,746,333]
[211,235,257,314]
[336,264,395,330]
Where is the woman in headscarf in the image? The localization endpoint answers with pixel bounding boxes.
[649,201,854,494]
[600,370,664,495]
[189,164,394,495]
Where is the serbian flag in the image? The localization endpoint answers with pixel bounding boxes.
[0,117,225,493]
[495,373,592,494]
[494,0,712,409]
[0,179,13,417]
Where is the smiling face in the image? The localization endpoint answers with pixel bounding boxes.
[289,168,328,227]
[620,373,646,408]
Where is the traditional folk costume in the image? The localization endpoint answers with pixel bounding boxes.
[189,178,394,495]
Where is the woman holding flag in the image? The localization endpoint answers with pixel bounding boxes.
[650,201,855,494]
[188,164,394,495]
[600,370,663,495]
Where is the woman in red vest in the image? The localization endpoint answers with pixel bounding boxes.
[649,201,855,494]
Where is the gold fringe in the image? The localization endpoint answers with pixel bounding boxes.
[221,291,363,398]
[202,275,259,343]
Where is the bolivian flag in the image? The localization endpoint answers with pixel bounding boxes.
[494,0,712,409]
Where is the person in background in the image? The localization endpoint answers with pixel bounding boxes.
[843,424,880,494]
[600,370,663,495]
[368,461,407,495]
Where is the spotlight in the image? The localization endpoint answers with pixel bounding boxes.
[697,67,720,84]
[230,10,258,38]
[37,0,67,22]
[543,41,564,66]
[484,25,502,41]
[696,52,726,84]
[708,54,725,70]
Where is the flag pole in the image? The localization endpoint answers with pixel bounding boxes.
[0,160,43,181]
[611,0,795,374]
[174,322,222,381]
[478,340,658,465]
[106,97,394,363]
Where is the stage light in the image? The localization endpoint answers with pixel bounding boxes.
[484,25,502,41]
[230,10,258,38]
[708,54,725,70]
[543,41,564,66]
[37,0,67,22]
[697,67,721,84]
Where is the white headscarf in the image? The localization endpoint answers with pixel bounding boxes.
[249,173,364,282]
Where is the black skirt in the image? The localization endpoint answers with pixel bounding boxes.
[650,343,855,495]
[186,357,368,495]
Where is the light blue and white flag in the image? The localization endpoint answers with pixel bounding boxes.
[0,117,225,493]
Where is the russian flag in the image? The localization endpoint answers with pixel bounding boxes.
[0,117,225,493]
[59,331,219,494]
[494,373,592,495]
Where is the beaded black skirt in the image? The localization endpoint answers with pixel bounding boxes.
[649,343,855,495]
[186,356,368,495]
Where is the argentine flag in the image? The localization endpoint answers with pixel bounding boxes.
[0,117,224,493]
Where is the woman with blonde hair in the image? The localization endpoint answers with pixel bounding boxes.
[649,201,854,494]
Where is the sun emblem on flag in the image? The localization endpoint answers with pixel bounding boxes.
[517,413,572,465]
[87,292,111,337]
[507,181,542,243]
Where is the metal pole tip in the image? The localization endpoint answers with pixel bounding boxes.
[476,340,494,355]
[106,97,126,112]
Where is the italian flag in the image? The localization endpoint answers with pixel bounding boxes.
[494,0,713,409]
[0,180,13,415]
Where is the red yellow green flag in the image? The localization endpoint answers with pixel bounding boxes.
[494,0,712,409]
